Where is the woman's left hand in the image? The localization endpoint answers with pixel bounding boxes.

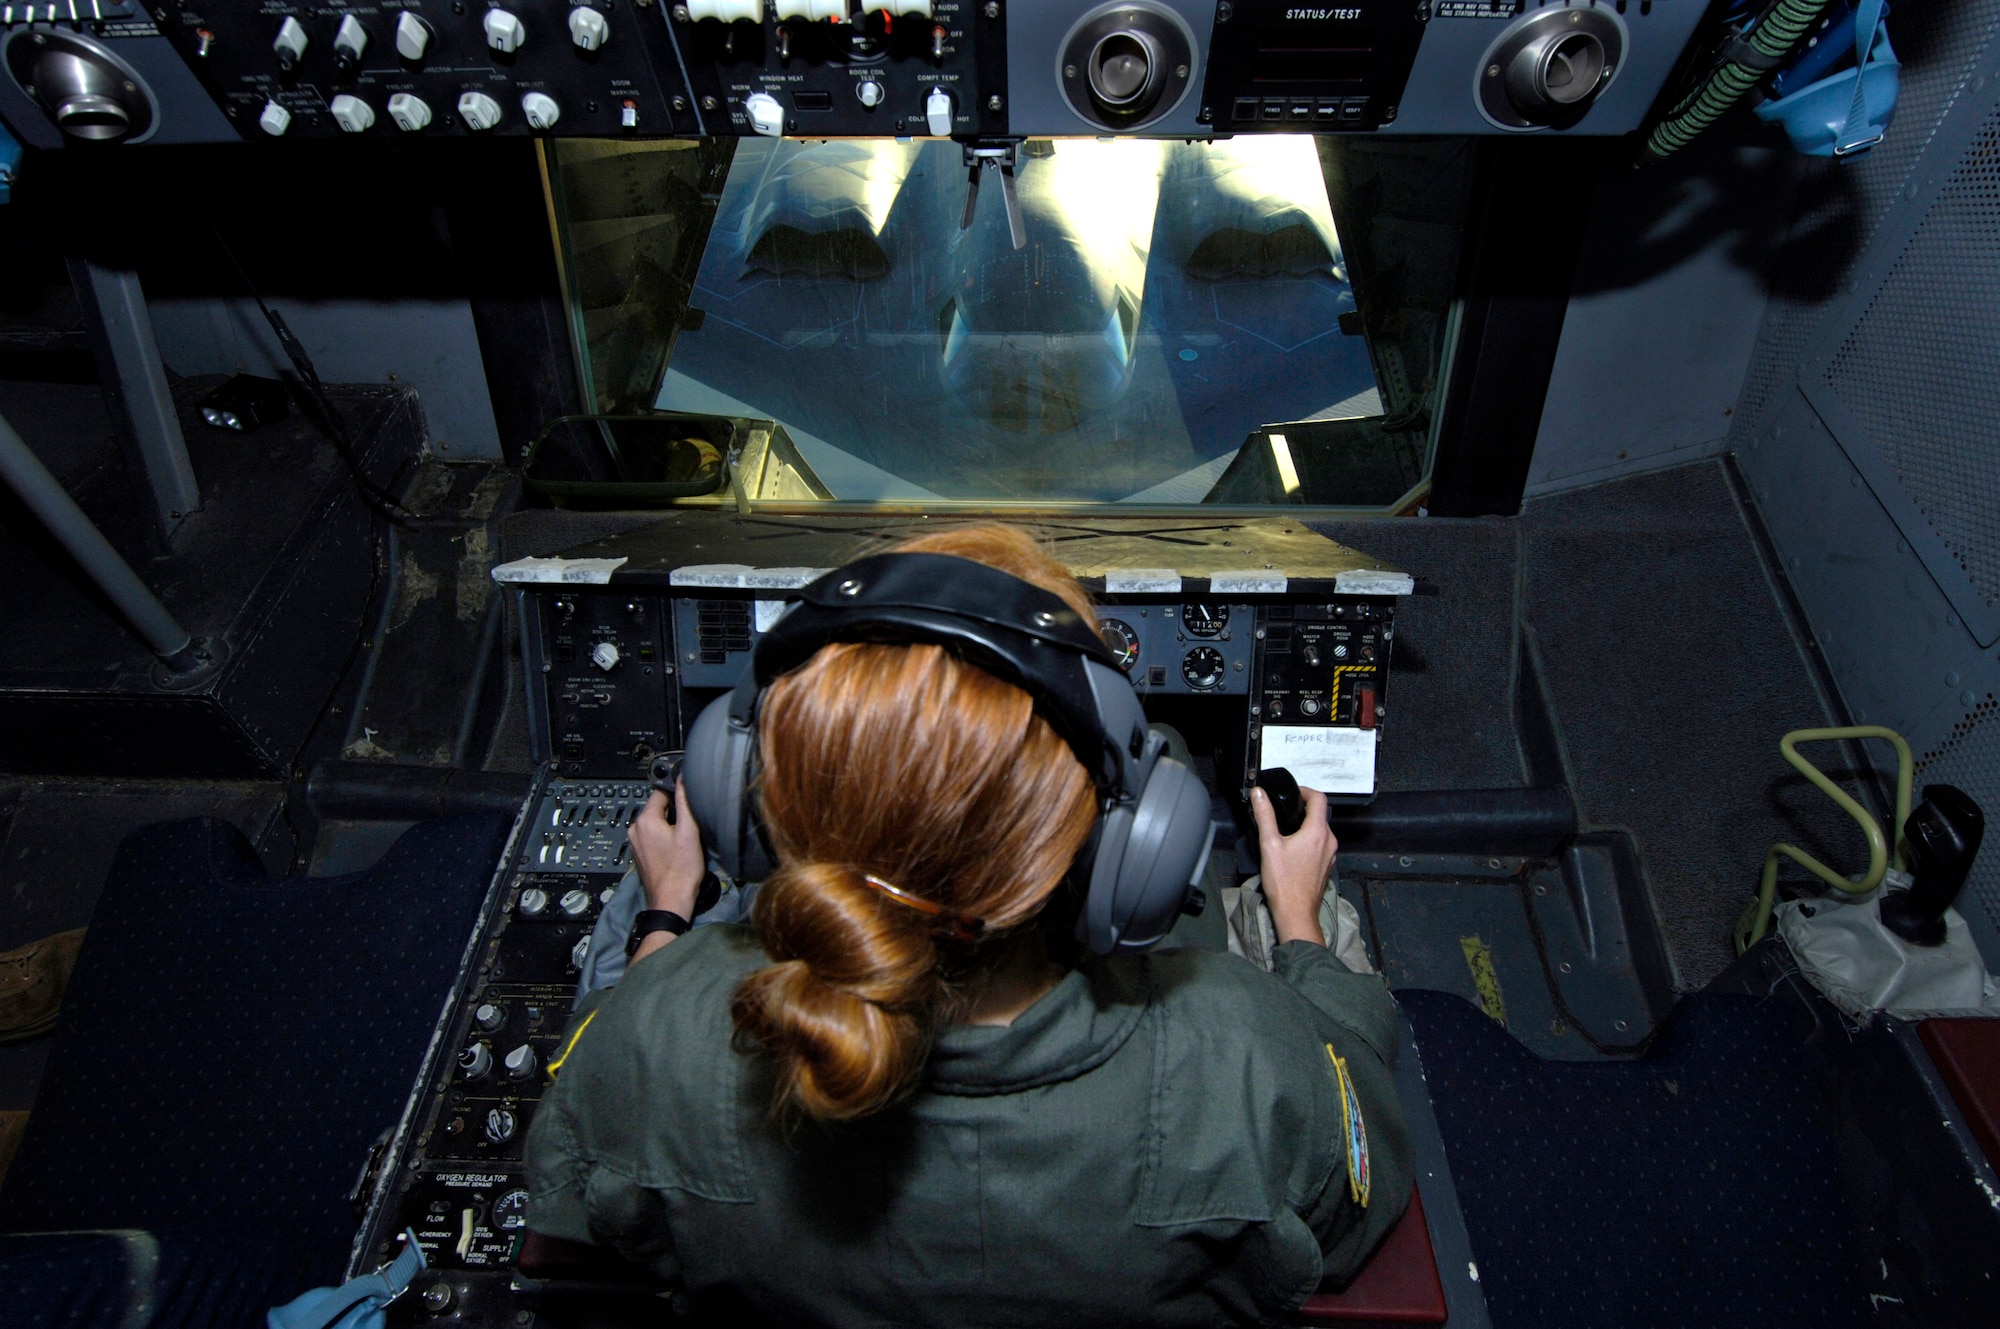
[628,780,706,918]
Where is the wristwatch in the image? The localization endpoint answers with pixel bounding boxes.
[627,908,691,957]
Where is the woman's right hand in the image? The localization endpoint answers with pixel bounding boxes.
[1250,784,1338,947]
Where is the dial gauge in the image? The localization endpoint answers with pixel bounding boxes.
[1182,646,1226,690]
[493,1188,531,1230]
[1181,603,1229,638]
[1099,618,1141,672]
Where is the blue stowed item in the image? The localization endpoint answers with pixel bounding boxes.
[1756,0,1900,157]
[267,1231,426,1329]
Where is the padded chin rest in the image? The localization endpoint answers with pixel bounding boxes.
[0,812,511,1303]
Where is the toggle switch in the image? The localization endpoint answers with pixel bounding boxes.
[332,14,368,68]
[257,99,291,136]
[388,92,431,131]
[458,1042,493,1079]
[568,5,608,49]
[329,93,374,132]
[458,90,503,129]
[504,1044,538,1080]
[744,91,784,136]
[930,23,946,61]
[620,99,639,128]
[272,15,308,70]
[483,8,526,53]
[925,86,952,135]
[394,11,432,60]
[521,90,560,129]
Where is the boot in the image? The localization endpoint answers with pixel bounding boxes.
[0,928,86,1044]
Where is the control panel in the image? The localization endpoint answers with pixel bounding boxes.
[1093,601,1254,697]
[527,591,682,777]
[522,583,1393,798]
[1243,598,1390,801]
[145,0,698,138]
[668,0,1006,138]
[354,774,641,1287]
[1,0,1712,143]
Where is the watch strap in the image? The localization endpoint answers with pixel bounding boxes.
[627,908,691,956]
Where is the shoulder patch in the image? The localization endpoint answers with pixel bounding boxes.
[1327,1042,1370,1208]
[546,1008,598,1080]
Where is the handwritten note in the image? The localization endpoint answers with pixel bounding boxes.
[1259,725,1377,796]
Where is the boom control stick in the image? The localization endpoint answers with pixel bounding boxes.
[1881,784,1985,946]
[646,751,724,914]
[648,753,682,824]
[1255,766,1307,836]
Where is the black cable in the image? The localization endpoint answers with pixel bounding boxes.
[209,228,420,524]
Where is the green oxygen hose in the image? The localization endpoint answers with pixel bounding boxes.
[1640,0,1840,165]
[1734,725,1914,954]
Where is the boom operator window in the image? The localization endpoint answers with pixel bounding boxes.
[541,134,1475,510]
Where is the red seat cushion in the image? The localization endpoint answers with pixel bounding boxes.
[1296,1185,1448,1326]
[521,1185,1450,1323]
[1918,1017,2000,1169]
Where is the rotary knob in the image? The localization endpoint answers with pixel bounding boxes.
[504,1044,538,1080]
[458,90,503,130]
[855,79,884,108]
[387,92,431,131]
[473,1001,506,1032]
[484,1107,518,1143]
[483,8,526,53]
[568,6,609,50]
[457,1042,493,1079]
[559,887,593,917]
[329,93,374,133]
[272,16,308,70]
[743,91,784,137]
[394,12,432,61]
[521,90,561,129]
[517,886,549,917]
[332,14,369,69]
[257,99,291,136]
[590,640,619,671]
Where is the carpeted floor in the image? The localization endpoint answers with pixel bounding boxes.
[1517,463,1863,987]
[1399,986,1868,1329]
[1324,460,1867,989]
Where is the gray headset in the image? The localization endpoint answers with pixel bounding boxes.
[679,552,1214,954]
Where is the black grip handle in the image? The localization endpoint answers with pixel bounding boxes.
[1255,766,1306,837]
[648,753,683,825]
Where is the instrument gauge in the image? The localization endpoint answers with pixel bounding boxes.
[1181,603,1229,638]
[1099,618,1141,672]
[493,1188,531,1230]
[1182,646,1226,690]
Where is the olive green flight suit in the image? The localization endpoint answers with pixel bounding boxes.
[527,923,1412,1328]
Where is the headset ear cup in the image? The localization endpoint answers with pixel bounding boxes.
[682,693,761,882]
[1081,752,1214,954]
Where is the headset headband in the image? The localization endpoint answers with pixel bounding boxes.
[746,552,1148,798]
